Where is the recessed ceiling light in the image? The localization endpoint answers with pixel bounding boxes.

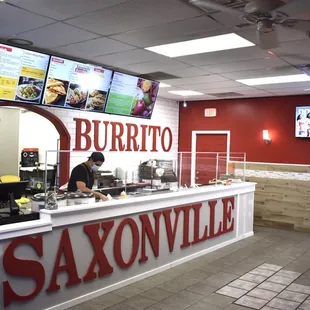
[168,90,203,96]
[305,89,310,91]
[145,33,255,58]
[237,74,310,86]
[7,38,33,46]
[159,83,171,88]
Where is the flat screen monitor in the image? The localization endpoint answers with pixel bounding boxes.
[42,56,113,111]
[0,43,50,104]
[295,106,310,138]
[0,181,29,202]
[104,72,159,119]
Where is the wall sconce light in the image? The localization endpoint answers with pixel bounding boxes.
[263,130,271,144]
[183,100,187,108]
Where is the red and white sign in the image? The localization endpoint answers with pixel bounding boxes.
[2,197,235,308]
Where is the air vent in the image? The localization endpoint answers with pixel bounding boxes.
[139,72,180,81]
[210,92,244,98]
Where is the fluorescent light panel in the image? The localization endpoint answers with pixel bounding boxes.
[237,74,310,86]
[159,83,171,88]
[145,33,255,58]
[168,90,203,96]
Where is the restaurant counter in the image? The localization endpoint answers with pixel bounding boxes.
[0,182,256,310]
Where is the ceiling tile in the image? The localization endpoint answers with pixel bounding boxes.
[201,57,289,74]
[255,81,310,90]
[119,59,190,75]
[94,49,166,67]
[180,80,243,91]
[279,54,310,65]
[271,39,310,56]
[161,75,228,86]
[0,2,54,38]
[7,0,131,21]
[110,16,224,48]
[268,87,310,93]
[53,37,135,59]
[160,66,207,78]
[66,0,201,36]
[212,11,252,27]
[178,46,269,66]
[221,66,302,80]
[17,23,99,48]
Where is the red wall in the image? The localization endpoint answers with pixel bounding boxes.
[179,95,310,165]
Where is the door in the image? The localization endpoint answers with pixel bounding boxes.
[195,133,228,184]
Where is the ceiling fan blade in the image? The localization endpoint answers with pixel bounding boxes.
[272,0,310,18]
[256,28,279,49]
[189,0,241,16]
[279,19,310,34]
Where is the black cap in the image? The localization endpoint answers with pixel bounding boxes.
[89,152,105,162]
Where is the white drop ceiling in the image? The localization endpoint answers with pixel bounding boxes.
[1,0,310,101]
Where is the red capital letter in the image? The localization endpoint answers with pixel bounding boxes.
[208,200,223,238]
[149,126,161,152]
[139,212,161,263]
[222,197,235,233]
[140,125,148,152]
[191,203,208,245]
[83,221,114,282]
[93,120,109,151]
[73,118,92,151]
[3,236,45,307]
[126,123,140,151]
[110,122,125,151]
[114,218,139,268]
[163,207,182,252]
[46,229,81,293]
[180,205,192,249]
[161,127,173,152]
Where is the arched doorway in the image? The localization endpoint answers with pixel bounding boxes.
[0,101,70,185]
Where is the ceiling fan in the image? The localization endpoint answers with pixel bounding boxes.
[188,0,310,49]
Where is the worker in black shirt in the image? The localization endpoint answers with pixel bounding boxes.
[67,152,108,201]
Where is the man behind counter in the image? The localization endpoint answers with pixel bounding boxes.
[67,152,108,201]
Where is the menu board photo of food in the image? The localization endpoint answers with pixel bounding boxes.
[42,56,113,111]
[105,72,159,119]
[44,77,69,106]
[86,89,107,111]
[0,44,50,104]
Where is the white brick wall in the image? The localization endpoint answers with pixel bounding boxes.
[41,98,179,180]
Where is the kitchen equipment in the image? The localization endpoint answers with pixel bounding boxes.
[67,192,95,206]
[31,193,66,212]
[96,170,114,188]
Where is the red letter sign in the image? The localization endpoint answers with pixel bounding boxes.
[222,197,235,233]
[73,118,92,151]
[3,235,45,307]
[83,221,114,282]
[139,212,161,263]
[46,229,81,292]
[114,218,139,268]
[163,207,182,252]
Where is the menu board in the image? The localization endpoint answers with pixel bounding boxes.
[0,44,50,104]
[105,72,159,119]
[42,56,113,111]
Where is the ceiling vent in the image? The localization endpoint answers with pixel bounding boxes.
[139,72,181,80]
[186,0,248,13]
[210,92,244,98]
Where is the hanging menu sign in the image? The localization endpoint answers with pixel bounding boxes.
[105,72,159,119]
[42,56,113,111]
[0,44,50,104]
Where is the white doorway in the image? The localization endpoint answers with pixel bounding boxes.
[191,131,231,186]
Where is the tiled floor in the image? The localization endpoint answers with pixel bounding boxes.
[69,226,310,310]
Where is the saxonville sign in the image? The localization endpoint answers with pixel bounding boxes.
[73,118,173,152]
[2,197,235,308]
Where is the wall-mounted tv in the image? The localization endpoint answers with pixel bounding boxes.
[296,106,310,138]
[104,72,159,119]
[42,56,113,111]
[0,43,50,104]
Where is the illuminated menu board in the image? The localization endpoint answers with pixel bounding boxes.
[0,44,50,104]
[105,72,159,119]
[42,56,113,111]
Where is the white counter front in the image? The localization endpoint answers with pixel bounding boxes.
[0,182,255,310]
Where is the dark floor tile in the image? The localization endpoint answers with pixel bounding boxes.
[202,272,239,289]
[156,275,199,293]
[92,293,125,307]
[140,288,173,302]
[186,300,222,310]
[122,295,157,310]
[114,286,144,298]
[203,293,236,308]
[186,282,217,296]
